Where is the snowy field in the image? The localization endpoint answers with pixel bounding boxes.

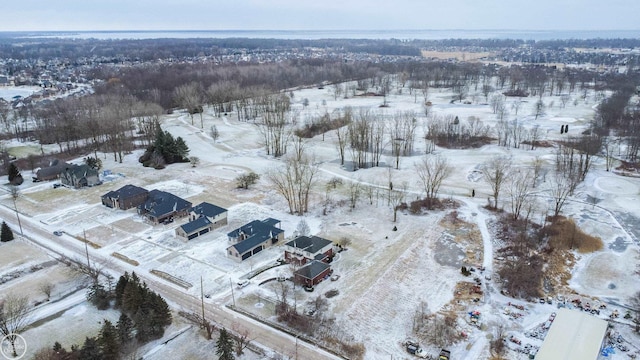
[2,80,640,359]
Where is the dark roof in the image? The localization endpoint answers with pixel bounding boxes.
[228,218,284,255]
[139,190,192,218]
[180,216,211,234]
[191,202,227,218]
[263,217,281,226]
[295,260,331,280]
[102,184,148,200]
[285,236,332,254]
[36,159,70,178]
[64,164,98,178]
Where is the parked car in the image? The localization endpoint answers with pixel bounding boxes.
[53,230,63,236]
[415,348,430,358]
[303,285,314,292]
[237,280,249,288]
[330,274,340,281]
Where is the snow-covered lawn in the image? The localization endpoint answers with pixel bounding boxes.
[2,81,640,359]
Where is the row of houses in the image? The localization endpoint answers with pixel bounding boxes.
[101,184,336,286]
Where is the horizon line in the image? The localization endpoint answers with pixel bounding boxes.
[2,28,640,33]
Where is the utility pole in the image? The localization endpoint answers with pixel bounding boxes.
[84,229,91,270]
[230,278,236,307]
[201,276,206,325]
[10,186,23,237]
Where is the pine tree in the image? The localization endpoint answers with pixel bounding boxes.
[174,136,190,161]
[8,163,20,184]
[84,156,103,171]
[116,313,134,344]
[114,273,129,308]
[0,221,14,242]
[98,320,120,360]
[87,282,110,310]
[215,328,235,360]
[122,273,143,313]
[78,337,103,360]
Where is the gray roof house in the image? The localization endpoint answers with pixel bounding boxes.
[101,185,149,210]
[60,164,101,188]
[138,190,192,224]
[175,202,228,241]
[284,235,334,265]
[294,260,332,286]
[226,218,284,262]
[35,159,70,181]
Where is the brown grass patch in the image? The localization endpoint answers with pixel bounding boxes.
[544,248,576,292]
[438,212,483,267]
[547,217,603,253]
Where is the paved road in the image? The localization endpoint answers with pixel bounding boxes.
[0,204,340,360]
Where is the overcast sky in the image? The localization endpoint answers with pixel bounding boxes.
[1,0,638,32]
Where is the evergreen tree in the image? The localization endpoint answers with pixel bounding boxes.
[215,328,235,360]
[133,309,151,342]
[8,162,21,185]
[162,131,177,162]
[153,128,167,155]
[173,137,190,161]
[114,273,129,308]
[87,282,111,310]
[84,156,103,171]
[98,320,120,360]
[122,273,143,313]
[1,221,14,242]
[78,337,103,360]
[53,341,63,352]
[116,313,134,345]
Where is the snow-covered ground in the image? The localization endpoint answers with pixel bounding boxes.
[1,81,640,359]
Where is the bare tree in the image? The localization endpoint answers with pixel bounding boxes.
[528,124,542,150]
[511,99,523,116]
[210,124,220,142]
[630,291,640,333]
[0,293,30,357]
[38,282,54,301]
[336,237,352,250]
[335,125,349,166]
[9,186,23,237]
[602,137,617,172]
[415,155,452,209]
[347,178,362,210]
[507,169,533,220]
[533,99,545,120]
[390,182,407,222]
[174,82,203,127]
[549,172,572,217]
[267,151,319,215]
[531,156,545,188]
[231,323,255,356]
[296,219,311,237]
[482,156,512,209]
